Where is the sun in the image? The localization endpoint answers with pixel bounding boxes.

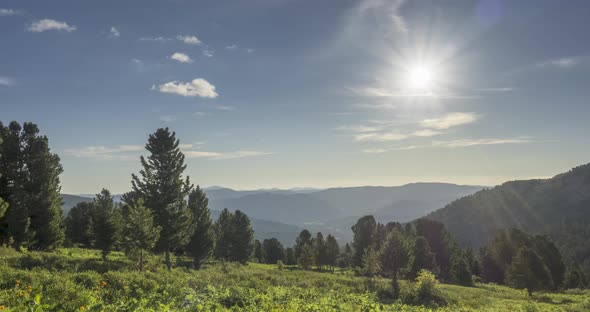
[406,64,436,91]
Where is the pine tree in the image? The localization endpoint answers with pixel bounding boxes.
[532,235,565,289]
[564,264,588,289]
[186,186,214,269]
[122,198,160,271]
[362,245,381,288]
[230,210,254,264]
[314,232,327,270]
[299,242,314,270]
[253,239,263,263]
[410,236,436,278]
[415,218,453,281]
[65,202,94,247]
[506,246,553,296]
[262,238,285,264]
[214,208,233,260]
[325,234,339,272]
[294,229,312,260]
[450,253,473,286]
[285,247,296,265]
[131,128,193,270]
[93,189,121,260]
[351,215,377,268]
[381,228,409,296]
[338,243,353,269]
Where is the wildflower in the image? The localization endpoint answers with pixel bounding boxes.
[27,285,32,292]
[79,306,86,311]
[0,305,5,310]
[101,281,107,287]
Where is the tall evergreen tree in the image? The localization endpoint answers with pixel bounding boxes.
[381,228,409,296]
[262,238,285,264]
[415,218,453,280]
[314,232,327,270]
[230,210,254,264]
[450,253,473,286]
[325,234,340,272]
[338,243,353,269]
[131,128,193,270]
[285,247,296,265]
[65,202,94,247]
[351,215,377,268]
[93,189,121,260]
[506,246,553,296]
[253,239,263,263]
[410,236,436,278]
[294,229,312,259]
[214,208,233,260]
[122,198,161,271]
[0,136,6,219]
[299,242,314,270]
[564,264,588,289]
[362,245,381,287]
[186,186,214,269]
[532,235,565,289]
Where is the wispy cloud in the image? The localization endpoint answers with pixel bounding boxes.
[0,76,15,86]
[109,26,120,38]
[225,44,238,50]
[349,87,478,100]
[202,50,214,58]
[356,0,408,34]
[0,8,22,16]
[184,150,273,160]
[160,115,176,122]
[139,36,172,43]
[28,19,76,32]
[400,137,533,150]
[153,78,218,98]
[419,112,478,130]
[354,132,408,142]
[210,105,234,111]
[411,129,442,137]
[477,87,514,92]
[177,35,201,45]
[334,125,379,133]
[64,145,143,159]
[537,57,580,69]
[193,111,209,117]
[170,52,193,63]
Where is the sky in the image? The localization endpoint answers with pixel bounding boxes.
[1,0,590,194]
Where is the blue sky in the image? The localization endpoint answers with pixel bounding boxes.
[1,0,589,194]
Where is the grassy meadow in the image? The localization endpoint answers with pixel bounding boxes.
[0,247,588,311]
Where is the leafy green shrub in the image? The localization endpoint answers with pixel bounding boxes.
[414,269,447,306]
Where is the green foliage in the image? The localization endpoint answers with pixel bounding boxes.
[415,218,454,281]
[92,189,121,260]
[325,234,339,271]
[213,209,254,264]
[313,232,327,270]
[450,253,474,286]
[0,197,7,220]
[285,247,296,265]
[506,246,554,296]
[131,127,193,270]
[361,245,381,285]
[253,239,263,263]
[564,264,588,289]
[185,186,214,269]
[294,229,312,260]
[64,202,94,247]
[410,236,436,278]
[122,198,161,271]
[415,269,444,305]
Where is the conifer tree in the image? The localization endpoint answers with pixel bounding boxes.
[93,189,121,260]
[0,136,6,219]
[262,238,285,264]
[186,186,214,269]
[362,245,381,288]
[450,253,473,286]
[254,239,263,263]
[214,208,234,260]
[325,234,339,272]
[381,228,409,296]
[230,210,254,264]
[294,229,312,260]
[299,242,314,270]
[65,202,94,247]
[122,198,161,271]
[314,232,327,270]
[338,243,353,269]
[351,215,377,268]
[285,247,296,265]
[131,128,193,270]
[506,246,553,296]
[410,236,436,278]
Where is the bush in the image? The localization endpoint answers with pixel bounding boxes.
[414,269,446,306]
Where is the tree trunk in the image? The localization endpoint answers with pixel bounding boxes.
[165,249,171,271]
[193,258,201,270]
[139,249,144,272]
[391,270,400,299]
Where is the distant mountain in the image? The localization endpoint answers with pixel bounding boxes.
[427,163,590,271]
[61,194,92,215]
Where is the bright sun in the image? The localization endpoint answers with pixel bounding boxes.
[407,64,436,91]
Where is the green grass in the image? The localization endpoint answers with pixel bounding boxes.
[0,247,588,311]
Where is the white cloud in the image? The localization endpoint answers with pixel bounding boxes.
[0,76,15,86]
[0,8,21,16]
[109,26,120,38]
[362,148,389,154]
[184,150,272,160]
[538,57,579,68]
[349,87,477,100]
[177,35,201,45]
[193,111,208,117]
[64,145,143,159]
[155,78,218,98]
[354,132,408,142]
[225,44,238,50]
[412,129,442,137]
[400,137,532,150]
[246,48,255,53]
[139,36,171,43]
[210,105,234,111]
[160,115,176,122]
[357,0,408,34]
[170,52,193,63]
[335,125,379,133]
[419,112,478,130]
[28,19,76,32]
[202,50,214,58]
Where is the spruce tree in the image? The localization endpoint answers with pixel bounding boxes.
[410,236,436,278]
[381,228,409,296]
[186,186,214,269]
[362,245,381,288]
[325,234,339,272]
[351,215,377,268]
[230,210,254,264]
[299,242,314,270]
[122,198,161,271]
[314,232,327,270]
[131,128,193,270]
[450,253,473,286]
[295,229,312,259]
[214,208,234,260]
[262,238,285,264]
[285,247,296,265]
[254,239,263,263]
[93,189,121,260]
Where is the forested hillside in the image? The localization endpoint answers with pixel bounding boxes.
[428,163,590,273]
